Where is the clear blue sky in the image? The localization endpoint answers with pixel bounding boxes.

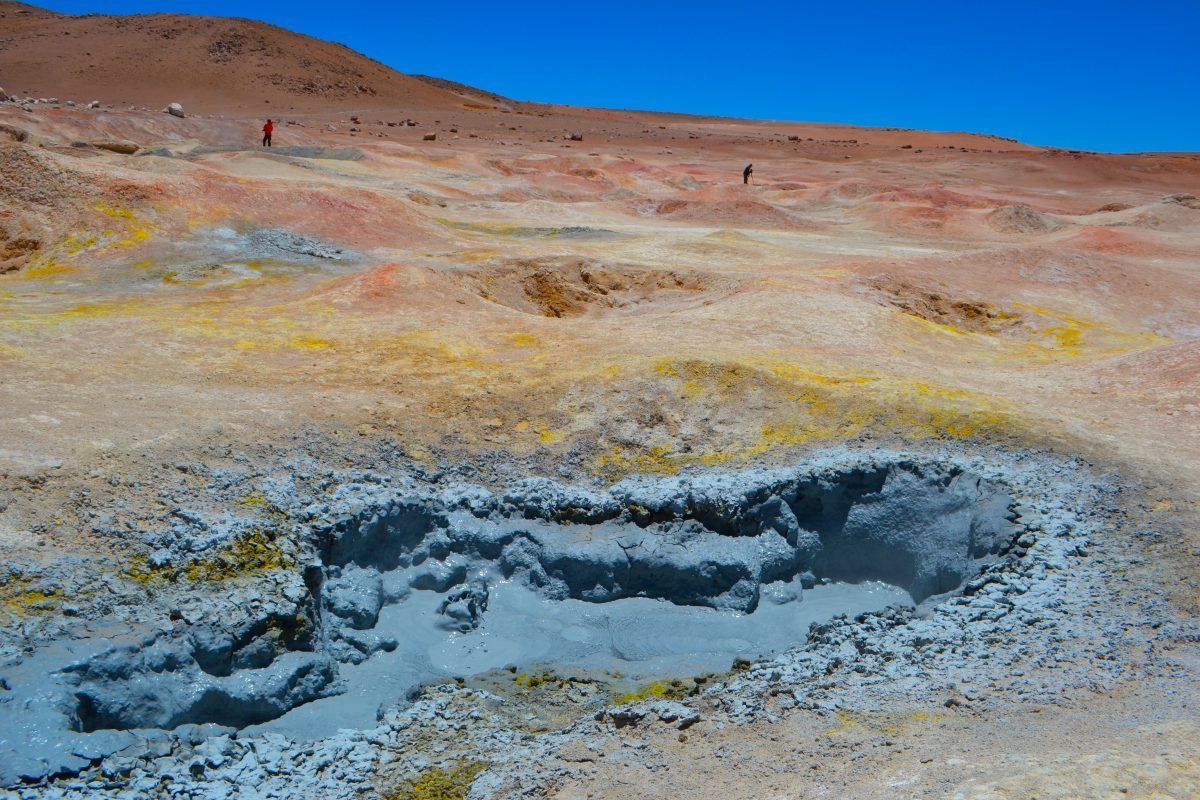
[34,0,1200,152]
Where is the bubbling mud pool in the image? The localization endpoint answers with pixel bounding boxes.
[248,578,910,740]
[0,458,1029,784]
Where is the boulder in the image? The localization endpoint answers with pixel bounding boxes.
[90,139,140,155]
[87,100,100,109]
[0,87,9,102]
[422,132,436,141]
[165,102,185,118]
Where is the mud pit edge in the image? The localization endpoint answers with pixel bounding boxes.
[0,446,1120,798]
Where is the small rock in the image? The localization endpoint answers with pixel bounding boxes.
[90,139,140,155]
[165,102,185,118]
[423,133,437,141]
[87,100,101,109]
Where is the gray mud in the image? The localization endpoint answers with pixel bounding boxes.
[0,452,1048,796]
[146,145,365,161]
[251,579,908,741]
[138,225,353,290]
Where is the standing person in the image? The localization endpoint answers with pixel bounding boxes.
[262,119,274,147]
[743,163,753,184]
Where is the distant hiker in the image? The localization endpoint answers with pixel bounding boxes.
[262,119,274,147]
[743,163,753,184]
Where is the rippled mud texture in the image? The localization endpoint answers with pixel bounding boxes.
[0,456,1027,784]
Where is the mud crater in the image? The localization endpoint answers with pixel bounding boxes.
[461,256,720,318]
[871,279,1026,335]
[1,458,1036,783]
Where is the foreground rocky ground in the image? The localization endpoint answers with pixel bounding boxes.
[1,61,1199,799]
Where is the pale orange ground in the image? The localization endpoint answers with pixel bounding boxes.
[2,101,1198,499]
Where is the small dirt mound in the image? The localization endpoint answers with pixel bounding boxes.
[0,230,41,273]
[986,204,1060,234]
[0,144,81,209]
[872,280,1023,334]
[1093,202,1134,213]
[319,262,462,310]
[821,180,897,202]
[462,258,716,318]
[628,198,814,231]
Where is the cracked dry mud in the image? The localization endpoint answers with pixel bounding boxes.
[2,4,1200,799]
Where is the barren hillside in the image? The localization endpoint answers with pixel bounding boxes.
[0,0,510,112]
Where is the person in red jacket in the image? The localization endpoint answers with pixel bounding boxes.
[262,119,274,148]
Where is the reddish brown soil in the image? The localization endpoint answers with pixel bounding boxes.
[0,1,507,113]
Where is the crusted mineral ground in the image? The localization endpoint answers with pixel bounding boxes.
[2,3,1200,799]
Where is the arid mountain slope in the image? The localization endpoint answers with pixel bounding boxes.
[0,0,510,113]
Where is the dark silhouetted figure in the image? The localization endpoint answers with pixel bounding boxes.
[262,119,274,147]
[743,163,753,184]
